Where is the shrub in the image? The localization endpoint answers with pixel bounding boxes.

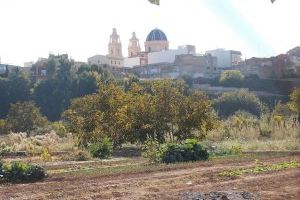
[63,149,91,161]
[0,143,13,156]
[51,121,68,137]
[160,139,209,164]
[0,161,46,183]
[0,119,9,135]
[142,138,162,164]
[89,137,113,159]
[219,70,245,86]
[6,101,48,134]
[214,89,266,118]
[40,148,52,162]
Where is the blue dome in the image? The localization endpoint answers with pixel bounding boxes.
[146,29,168,41]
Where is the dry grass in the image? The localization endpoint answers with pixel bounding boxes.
[0,131,75,154]
[206,114,300,151]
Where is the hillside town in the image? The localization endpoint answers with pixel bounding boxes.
[1,28,300,82]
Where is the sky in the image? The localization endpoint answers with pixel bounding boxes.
[0,0,299,66]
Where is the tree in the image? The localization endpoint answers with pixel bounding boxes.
[0,71,31,119]
[6,102,48,133]
[33,55,73,121]
[0,78,10,118]
[219,70,245,86]
[289,87,300,122]
[64,83,130,147]
[214,89,266,118]
[64,79,218,147]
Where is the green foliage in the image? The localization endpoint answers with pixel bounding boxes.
[289,87,300,122]
[0,143,13,156]
[214,89,266,118]
[160,139,209,164]
[0,161,46,183]
[89,137,113,159]
[33,55,114,121]
[219,161,300,177]
[219,70,245,86]
[142,138,162,164]
[227,111,258,129]
[0,119,9,135]
[51,121,68,137]
[40,148,52,162]
[6,101,48,133]
[212,144,243,156]
[64,80,217,146]
[0,71,31,119]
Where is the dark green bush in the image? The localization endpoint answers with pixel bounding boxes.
[0,161,46,183]
[161,139,209,164]
[214,89,266,118]
[89,137,113,159]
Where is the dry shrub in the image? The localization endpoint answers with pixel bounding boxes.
[1,131,75,154]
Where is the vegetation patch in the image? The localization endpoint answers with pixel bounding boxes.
[143,139,209,164]
[0,160,46,183]
[219,161,300,177]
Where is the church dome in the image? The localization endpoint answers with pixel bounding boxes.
[146,29,168,41]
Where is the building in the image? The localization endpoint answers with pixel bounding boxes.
[88,28,220,79]
[148,45,195,65]
[144,28,169,53]
[0,64,8,76]
[132,54,218,79]
[128,32,141,57]
[239,47,300,79]
[107,28,124,67]
[206,49,242,69]
[24,61,34,68]
[0,64,29,77]
[87,55,109,66]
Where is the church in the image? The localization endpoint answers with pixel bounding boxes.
[87,28,196,68]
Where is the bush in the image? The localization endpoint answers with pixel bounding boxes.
[142,138,162,164]
[63,149,91,161]
[40,148,52,162]
[0,119,9,135]
[6,101,48,134]
[0,143,13,156]
[160,139,209,164]
[89,137,113,159]
[219,70,244,86]
[214,89,266,118]
[51,121,68,137]
[0,161,46,183]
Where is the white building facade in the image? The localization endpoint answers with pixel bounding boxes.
[206,49,242,69]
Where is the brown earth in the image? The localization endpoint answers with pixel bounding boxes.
[0,154,299,200]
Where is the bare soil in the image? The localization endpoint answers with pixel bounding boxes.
[0,154,299,200]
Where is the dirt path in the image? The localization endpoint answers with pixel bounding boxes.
[0,155,299,200]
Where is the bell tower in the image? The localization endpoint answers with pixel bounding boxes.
[128,32,141,57]
[107,28,124,67]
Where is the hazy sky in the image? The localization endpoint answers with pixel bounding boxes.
[0,0,299,66]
